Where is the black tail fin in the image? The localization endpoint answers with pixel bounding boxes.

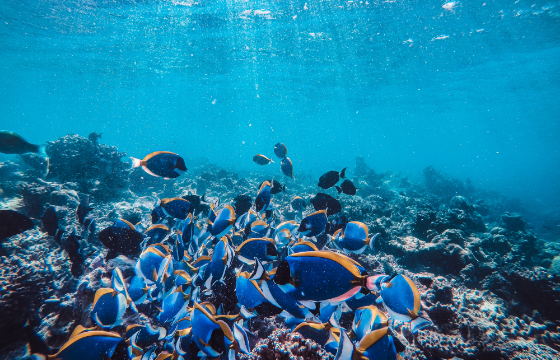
[335,186,342,194]
[340,167,348,179]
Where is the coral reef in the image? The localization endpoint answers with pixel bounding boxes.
[45,134,129,200]
[1,142,559,360]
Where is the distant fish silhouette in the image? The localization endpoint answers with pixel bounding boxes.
[0,130,45,155]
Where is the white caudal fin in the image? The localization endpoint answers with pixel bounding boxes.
[411,316,433,333]
[130,157,142,168]
[369,233,381,251]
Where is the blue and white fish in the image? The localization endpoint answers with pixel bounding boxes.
[209,205,236,238]
[377,274,432,333]
[273,250,382,303]
[333,222,376,254]
[298,210,328,237]
[46,327,122,360]
[255,181,272,213]
[131,151,187,179]
[90,288,127,329]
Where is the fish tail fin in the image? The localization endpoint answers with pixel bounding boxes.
[410,316,433,333]
[270,159,275,163]
[366,274,391,292]
[335,186,342,194]
[369,233,380,252]
[130,157,142,168]
[340,167,348,179]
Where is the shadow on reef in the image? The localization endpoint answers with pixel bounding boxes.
[1,140,560,360]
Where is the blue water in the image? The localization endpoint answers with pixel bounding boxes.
[1,0,559,210]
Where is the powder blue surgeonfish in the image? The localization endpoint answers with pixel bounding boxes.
[236,237,278,265]
[281,157,294,178]
[191,302,238,358]
[157,286,189,324]
[274,142,287,159]
[46,327,122,360]
[293,321,341,355]
[273,250,381,303]
[377,274,432,333]
[249,260,315,320]
[352,305,388,342]
[255,181,272,213]
[288,239,319,254]
[291,196,306,212]
[236,271,267,309]
[159,198,192,220]
[210,236,235,283]
[143,224,170,247]
[90,288,127,328]
[298,210,328,237]
[209,205,236,238]
[253,154,274,165]
[354,327,403,360]
[135,244,171,285]
[333,222,376,254]
[131,151,187,179]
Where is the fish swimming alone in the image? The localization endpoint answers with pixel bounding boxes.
[253,154,274,165]
[88,132,102,145]
[318,167,347,189]
[131,151,187,179]
[0,130,44,155]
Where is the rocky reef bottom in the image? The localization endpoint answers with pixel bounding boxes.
[1,150,560,360]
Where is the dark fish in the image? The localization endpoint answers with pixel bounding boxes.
[318,167,347,189]
[233,194,252,216]
[77,196,93,224]
[253,154,274,165]
[182,192,206,215]
[42,205,58,236]
[131,151,187,179]
[19,153,50,178]
[99,219,144,260]
[88,132,103,145]
[274,143,287,159]
[310,193,342,217]
[259,179,285,195]
[65,230,84,277]
[0,209,34,239]
[291,196,306,212]
[281,157,293,178]
[0,130,44,155]
[151,206,166,224]
[336,179,359,196]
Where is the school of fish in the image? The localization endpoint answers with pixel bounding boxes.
[2,136,433,360]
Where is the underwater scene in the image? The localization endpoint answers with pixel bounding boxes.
[1,0,560,359]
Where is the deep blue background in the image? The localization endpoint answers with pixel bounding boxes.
[1,0,559,211]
